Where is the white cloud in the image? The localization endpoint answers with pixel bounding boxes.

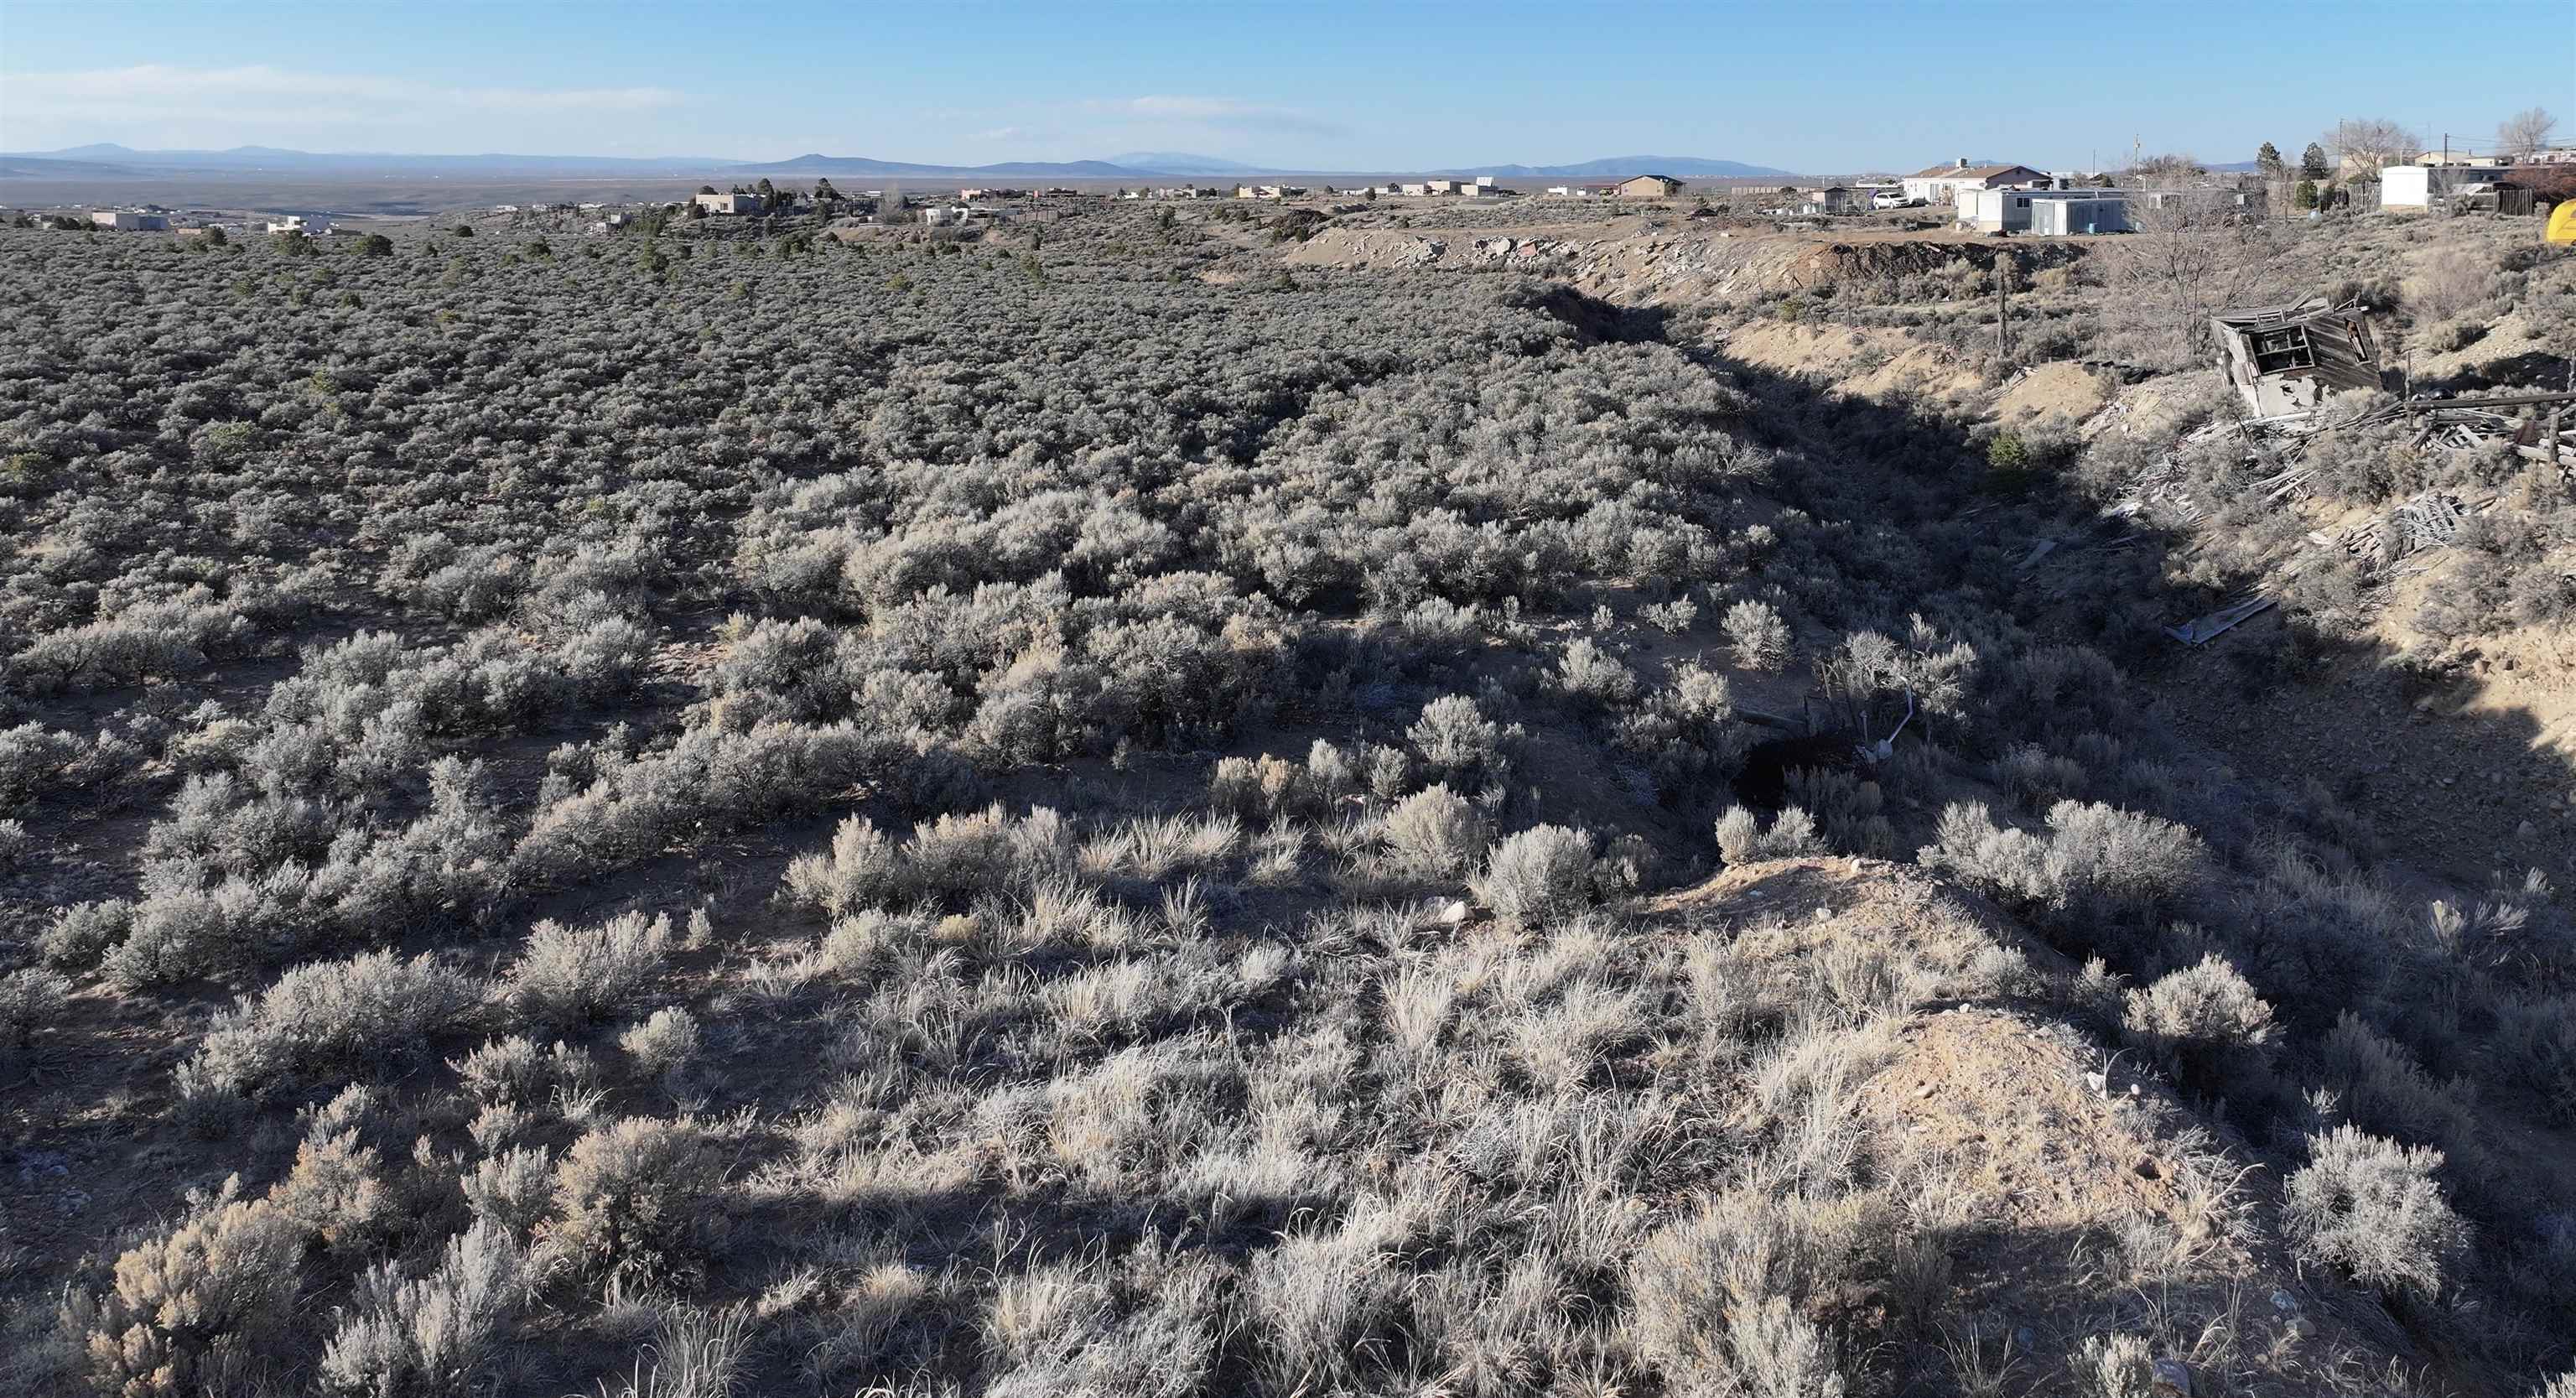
[1083,95,1343,138]
[1,64,680,136]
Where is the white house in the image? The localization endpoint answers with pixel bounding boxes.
[265,215,330,235]
[1902,159,2050,205]
[89,210,169,231]
[1957,185,2131,234]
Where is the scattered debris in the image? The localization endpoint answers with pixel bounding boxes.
[2166,595,2275,646]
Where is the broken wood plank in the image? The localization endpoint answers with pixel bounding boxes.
[2165,595,2276,646]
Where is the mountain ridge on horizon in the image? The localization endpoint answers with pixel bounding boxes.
[1,143,1808,181]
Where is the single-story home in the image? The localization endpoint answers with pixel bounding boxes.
[1901,159,2050,205]
[1614,174,1685,198]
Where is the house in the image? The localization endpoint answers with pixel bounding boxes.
[1957,185,2131,233]
[89,210,169,231]
[264,215,330,235]
[2209,297,2387,415]
[1400,183,1427,197]
[1901,159,2049,205]
[693,191,768,216]
[1425,179,1455,195]
[1614,174,1685,198]
[1800,186,1862,215]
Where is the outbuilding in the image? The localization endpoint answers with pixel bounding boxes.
[1613,174,1685,198]
[1957,185,2131,234]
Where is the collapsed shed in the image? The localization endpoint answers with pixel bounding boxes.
[2210,297,2388,415]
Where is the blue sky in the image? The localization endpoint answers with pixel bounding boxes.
[3,0,2569,172]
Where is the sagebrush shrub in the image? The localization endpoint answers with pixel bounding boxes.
[1715,805,1829,865]
[1471,824,1595,926]
[1723,599,1792,671]
[538,1116,722,1282]
[2283,1125,2468,1299]
[185,951,477,1105]
[2123,954,2274,1092]
[1919,799,2200,928]
[620,1006,702,1082]
[503,912,672,1029]
[1408,694,1509,786]
[1380,784,1488,879]
[79,1179,308,1395]
[0,966,70,1047]
[318,1219,528,1398]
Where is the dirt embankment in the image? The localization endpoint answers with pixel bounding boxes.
[1284,223,2089,306]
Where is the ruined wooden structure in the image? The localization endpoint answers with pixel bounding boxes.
[2210,297,2386,415]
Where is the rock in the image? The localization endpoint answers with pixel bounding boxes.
[2151,1358,2194,1397]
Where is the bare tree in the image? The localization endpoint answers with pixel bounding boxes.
[2496,107,2558,159]
[2130,152,2205,181]
[2326,117,2421,178]
[2104,190,2282,369]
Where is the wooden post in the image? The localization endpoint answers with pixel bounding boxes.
[1996,253,2012,366]
[2552,407,2566,490]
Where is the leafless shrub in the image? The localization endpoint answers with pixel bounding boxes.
[462,1146,555,1238]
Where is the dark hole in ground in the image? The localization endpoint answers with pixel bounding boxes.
[1732,734,1859,810]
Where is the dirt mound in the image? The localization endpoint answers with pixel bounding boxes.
[1639,858,2442,1394]
[1718,321,1989,406]
[1996,360,2113,424]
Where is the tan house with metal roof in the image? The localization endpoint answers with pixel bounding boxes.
[1613,174,1685,198]
[1900,159,2049,205]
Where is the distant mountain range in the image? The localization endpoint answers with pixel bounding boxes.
[0,143,743,178]
[0,143,1803,182]
[1447,156,1795,179]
